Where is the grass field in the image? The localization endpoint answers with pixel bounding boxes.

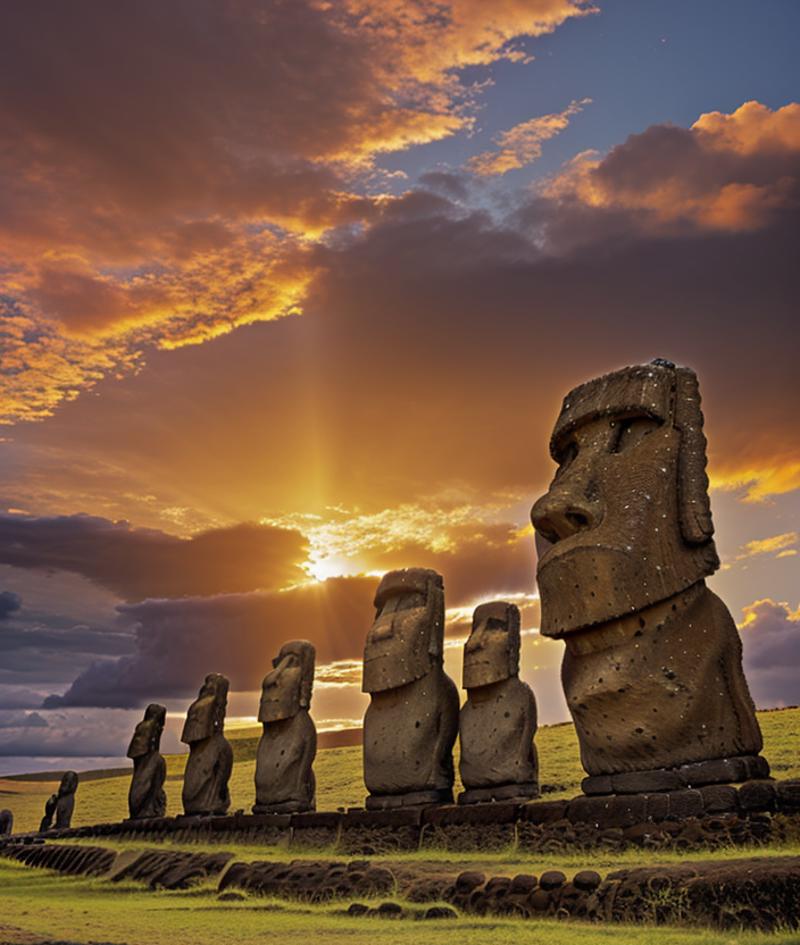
[2,707,798,835]
[3,858,800,945]
[2,709,800,944]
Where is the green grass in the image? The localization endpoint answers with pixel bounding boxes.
[2,708,799,835]
[2,859,799,945]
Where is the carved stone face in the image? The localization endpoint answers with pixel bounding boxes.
[463,601,520,689]
[531,363,719,637]
[181,673,229,744]
[362,568,444,693]
[259,639,316,723]
[127,703,166,758]
[59,771,78,796]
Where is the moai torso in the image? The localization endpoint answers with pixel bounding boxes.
[254,640,317,814]
[181,674,233,815]
[0,809,12,836]
[127,704,167,819]
[40,771,78,831]
[362,568,459,807]
[458,602,538,801]
[531,361,764,791]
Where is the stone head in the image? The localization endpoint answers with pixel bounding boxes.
[362,568,444,693]
[531,360,719,637]
[181,672,229,744]
[462,601,521,689]
[258,639,316,723]
[59,770,78,796]
[127,703,167,759]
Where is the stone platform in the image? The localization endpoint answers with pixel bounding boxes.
[6,776,800,856]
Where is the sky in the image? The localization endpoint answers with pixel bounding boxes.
[0,0,798,775]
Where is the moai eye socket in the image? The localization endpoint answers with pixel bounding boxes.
[555,439,579,473]
[609,415,661,454]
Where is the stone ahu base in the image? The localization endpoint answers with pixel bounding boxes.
[583,754,770,795]
[459,781,539,805]
[4,839,800,932]
[10,775,800,856]
[365,788,453,810]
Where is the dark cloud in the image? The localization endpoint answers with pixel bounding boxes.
[740,598,800,708]
[45,576,378,708]
[0,710,48,730]
[0,513,307,600]
[0,707,181,758]
[0,590,21,620]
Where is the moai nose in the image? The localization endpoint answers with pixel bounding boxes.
[531,488,598,545]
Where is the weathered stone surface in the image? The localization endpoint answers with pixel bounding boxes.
[531,361,764,783]
[458,601,539,805]
[181,673,233,816]
[738,779,777,812]
[39,770,78,832]
[362,569,458,808]
[699,784,739,813]
[666,789,704,820]
[0,808,12,836]
[127,704,167,820]
[254,640,317,814]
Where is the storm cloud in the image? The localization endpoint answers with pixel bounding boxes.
[0,513,307,600]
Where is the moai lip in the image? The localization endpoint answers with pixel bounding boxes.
[531,361,765,788]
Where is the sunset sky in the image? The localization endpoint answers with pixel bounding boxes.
[0,0,798,775]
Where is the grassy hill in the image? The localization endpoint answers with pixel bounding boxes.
[2,708,798,835]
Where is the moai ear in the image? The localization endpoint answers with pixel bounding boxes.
[674,367,715,545]
[427,580,446,659]
[300,642,315,708]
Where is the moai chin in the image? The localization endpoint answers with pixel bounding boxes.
[180,673,233,815]
[127,703,167,820]
[253,639,317,814]
[362,568,459,809]
[39,770,78,832]
[531,360,766,794]
[458,601,539,804]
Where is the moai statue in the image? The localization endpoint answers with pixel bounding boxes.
[362,568,459,809]
[0,808,13,836]
[127,703,167,819]
[531,360,766,794]
[39,771,78,831]
[253,640,317,814]
[458,601,539,804]
[181,673,233,815]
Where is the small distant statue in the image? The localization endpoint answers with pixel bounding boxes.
[181,673,233,816]
[39,771,78,832]
[253,640,317,814]
[531,360,765,791]
[127,703,167,819]
[459,601,539,804]
[362,568,459,809]
[0,808,13,836]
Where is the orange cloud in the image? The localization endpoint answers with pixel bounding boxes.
[542,101,800,233]
[710,462,800,503]
[0,1,592,425]
[468,98,591,175]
